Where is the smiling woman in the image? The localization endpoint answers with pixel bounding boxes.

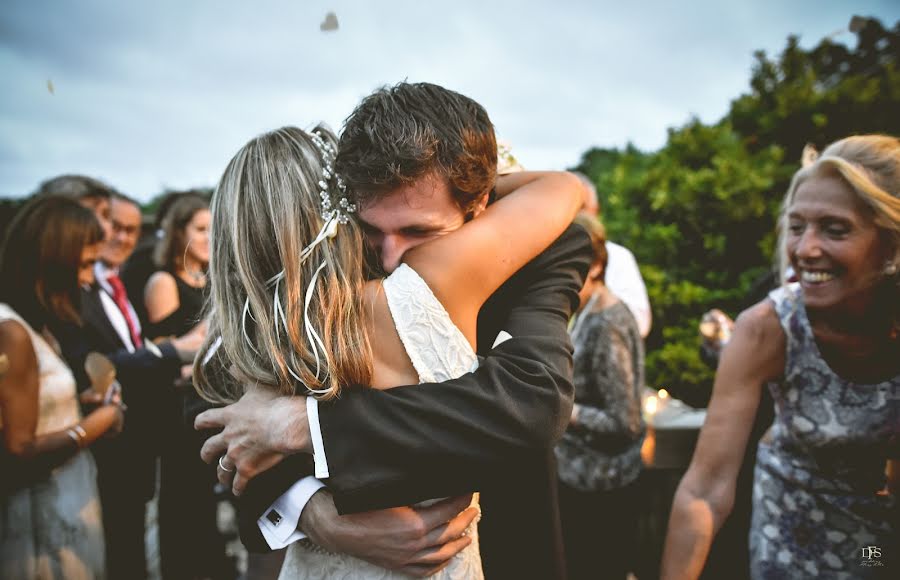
[661,134,900,580]
[780,136,900,320]
[0,195,124,580]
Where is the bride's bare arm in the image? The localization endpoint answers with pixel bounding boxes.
[406,171,585,340]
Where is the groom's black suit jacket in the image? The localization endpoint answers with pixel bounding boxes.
[236,223,592,579]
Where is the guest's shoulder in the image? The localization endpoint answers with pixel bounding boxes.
[146,270,178,293]
[732,299,785,366]
[0,315,30,345]
[583,302,640,341]
[0,302,20,322]
[607,301,641,330]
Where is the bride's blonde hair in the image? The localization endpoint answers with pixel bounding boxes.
[194,125,372,403]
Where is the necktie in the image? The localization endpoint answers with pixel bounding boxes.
[106,274,143,349]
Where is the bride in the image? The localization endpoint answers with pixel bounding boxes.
[194,124,584,578]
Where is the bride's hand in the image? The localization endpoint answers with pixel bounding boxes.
[195,387,311,495]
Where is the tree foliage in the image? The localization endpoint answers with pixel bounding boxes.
[575,17,900,405]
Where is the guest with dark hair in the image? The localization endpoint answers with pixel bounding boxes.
[144,193,209,337]
[121,190,209,327]
[556,213,646,580]
[36,174,116,242]
[38,176,203,579]
[0,195,124,579]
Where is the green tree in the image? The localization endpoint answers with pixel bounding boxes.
[575,16,899,404]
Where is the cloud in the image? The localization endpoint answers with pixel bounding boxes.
[1,0,897,199]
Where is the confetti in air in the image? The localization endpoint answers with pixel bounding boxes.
[47,79,55,95]
[320,11,338,32]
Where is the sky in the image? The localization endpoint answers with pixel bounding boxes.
[2,0,898,201]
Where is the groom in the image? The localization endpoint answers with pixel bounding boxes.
[197,82,592,578]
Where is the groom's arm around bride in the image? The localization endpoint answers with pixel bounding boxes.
[195,81,593,578]
[199,223,591,577]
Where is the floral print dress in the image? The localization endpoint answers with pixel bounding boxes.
[750,285,899,579]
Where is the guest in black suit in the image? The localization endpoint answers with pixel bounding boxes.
[196,83,592,579]
[48,179,202,579]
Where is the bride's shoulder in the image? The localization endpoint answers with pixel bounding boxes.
[361,277,419,389]
[363,269,434,335]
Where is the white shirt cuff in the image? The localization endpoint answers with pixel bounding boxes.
[257,476,325,549]
[307,396,329,478]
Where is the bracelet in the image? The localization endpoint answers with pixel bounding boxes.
[66,424,87,449]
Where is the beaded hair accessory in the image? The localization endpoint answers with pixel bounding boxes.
[208,127,358,396]
[309,129,356,225]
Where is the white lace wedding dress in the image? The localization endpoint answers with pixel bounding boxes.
[278,264,484,579]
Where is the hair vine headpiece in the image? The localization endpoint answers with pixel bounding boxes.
[309,128,355,225]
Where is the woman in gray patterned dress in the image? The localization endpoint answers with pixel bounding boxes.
[661,135,899,579]
[555,214,645,580]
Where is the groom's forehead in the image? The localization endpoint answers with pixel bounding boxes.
[358,176,462,228]
[357,199,459,234]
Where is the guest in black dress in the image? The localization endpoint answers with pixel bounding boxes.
[121,190,208,328]
[143,195,228,579]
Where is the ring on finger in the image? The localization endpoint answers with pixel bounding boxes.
[218,456,234,473]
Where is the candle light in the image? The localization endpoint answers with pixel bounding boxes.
[644,395,658,416]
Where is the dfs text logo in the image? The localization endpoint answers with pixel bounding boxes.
[859,546,883,568]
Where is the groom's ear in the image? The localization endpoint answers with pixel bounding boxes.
[467,191,491,220]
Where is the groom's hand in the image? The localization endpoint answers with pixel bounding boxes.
[196,389,311,495]
[301,490,478,577]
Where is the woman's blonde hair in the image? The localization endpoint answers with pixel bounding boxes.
[194,125,372,404]
[777,134,900,284]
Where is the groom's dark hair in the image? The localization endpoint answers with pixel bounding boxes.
[336,82,497,216]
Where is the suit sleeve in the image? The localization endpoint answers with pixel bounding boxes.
[320,224,592,512]
[105,343,182,393]
[237,455,315,552]
[53,318,181,396]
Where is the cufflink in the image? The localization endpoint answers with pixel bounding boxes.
[266,509,283,526]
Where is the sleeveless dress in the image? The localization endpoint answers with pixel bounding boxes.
[145,274,230,579]
[279,264,484,579]
[749,286,899,579]
[0,304,106,579]
[143,272,205,339]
